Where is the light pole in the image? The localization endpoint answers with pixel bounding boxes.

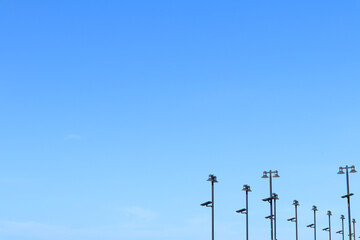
[287,200,299,240]
[273,193,279,240]
[307,205,318,240]
[262,170,280,240]
[323,211,332,240]
[236,184,251,240]
[338,165,357,240]
[353,219,356,240]
[201,174,218,240]
[336,215,345,240]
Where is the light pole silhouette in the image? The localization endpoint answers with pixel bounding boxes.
[201,174,218,240]
[338,165,357,240]
[236,184,251,240]
[272,193,279,240]
[307,205,318,240]
[287,200,299,240]
[323,211,332,240]
[352,219,356,240]
[262,170,280,240]
[337,215,345,240]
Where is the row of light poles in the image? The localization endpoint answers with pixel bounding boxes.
[201,165,357,240]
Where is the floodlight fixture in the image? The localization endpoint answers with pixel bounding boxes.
[337,231,343,234]
[307,224,315,228]
[338,167,345,174]
[201,201,212,207]
[323,228,330,231]
[342,193,354,198]
[236,208,246,214]
[207,174,218,183]
[273,193,279,200]
[288,217,296,222]
[242,184,252,192]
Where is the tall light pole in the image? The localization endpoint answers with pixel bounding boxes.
[338,165,357,240]
[307,205,318,240]
[236,184,251,240]
[287,200,299,240]
[262,170,280,240]
[201,174,218,240]
[323,211,332,240]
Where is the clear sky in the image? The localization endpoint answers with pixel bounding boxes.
[1,1,360,240]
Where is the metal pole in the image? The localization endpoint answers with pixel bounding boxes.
[353,219,355,240]
[295,204,298,240]
[246,189,249,240]
[342,216,345,240]
[329,213,332,240]
[274,194,277,240]
[346,167,352,240]
[270,172,274,240]
[314,208,317,240]
[212,181,214,240]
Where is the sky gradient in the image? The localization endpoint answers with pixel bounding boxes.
[1,1,360,240]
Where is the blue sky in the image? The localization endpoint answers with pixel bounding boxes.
[1,0,360,239]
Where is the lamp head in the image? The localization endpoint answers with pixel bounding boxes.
[242,184,251,192]
[341,215,345,220]
[262,171,269,178]
[236,208,246,214]
[338,167,345,174]
[273,170,280,178]
[327,211,332,216]
[350,165,357,173]
[272,193,279,200]
[200,201,212,207]
[207,174,218,183]
[353,219,356,223]
[312,205,318,211]
[293,200,299,206]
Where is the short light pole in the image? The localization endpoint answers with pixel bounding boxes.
[338,165,357,240]
[201,174,218,240]
[336,215,345,240]
[322,211,332,240]
[287,200,299,240]
[307,205,318,240]
[262,170,280,240]
[236,184,251,240]
[352,219,356,240]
